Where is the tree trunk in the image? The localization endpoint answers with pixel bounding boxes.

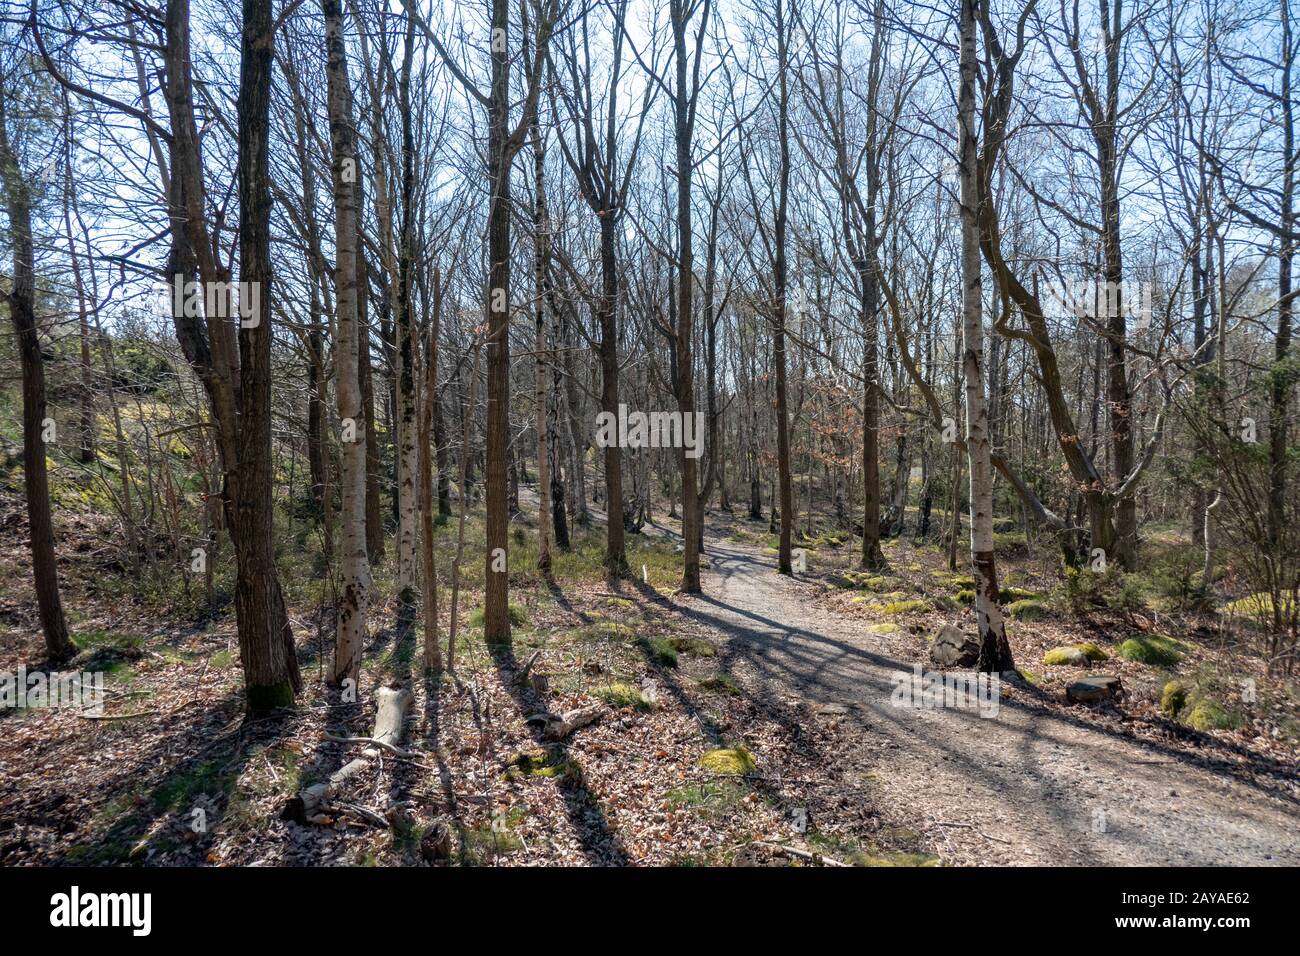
[533,119,553,572]
[773,0,794,576]
[394,16,420,618]
[959,0,1012,673]
[324,0,372,686]
[672,0,703,593]
[420,269,443,672]
[0,87,75,664]
[484,0,514,644]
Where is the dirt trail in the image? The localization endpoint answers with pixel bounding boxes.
[680,535,1299,865]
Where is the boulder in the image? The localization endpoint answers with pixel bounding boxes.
[1044,646,1090,667]
[929,625,979,667]
[1066,675,1123,704]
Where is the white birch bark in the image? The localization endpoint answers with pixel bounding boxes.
[958,0,1011,672]
[324,0,371,684]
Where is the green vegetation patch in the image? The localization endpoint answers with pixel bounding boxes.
[696,673,740,695]
[468,601,529,629]
[1160,680,1189,717]
[1005,599,1047,621]
[594,682,654,710]
[699,746,756,775]
[664,635,716,657]
[1043,646,1090,667]
[873,599,930,615]
[663,780,747,818]
[1185,698,1245,732]
[505,747,572,780]
[637,637,679,667]
[1116,634,1184,667]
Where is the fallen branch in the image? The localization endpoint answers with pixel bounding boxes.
[324,734,418,760]
[542,703,606,741]
[77,709,157,720]
[285,684,413,824]
[754,841,852,867]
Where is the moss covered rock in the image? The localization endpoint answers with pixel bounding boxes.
[1075,642,1109,662]
[1006,599,1047,621]
[699,746,756,775]
[1160,680,1188,717]
[1185,698,1244,731]
[595,683,653,709]
[1116,634,1183,666]
[1044,646,1090,667]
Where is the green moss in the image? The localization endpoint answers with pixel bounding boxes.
[604,597,634,611]
[993,531,1027,551]
[696,673,740,695]
[73,629,144,654]
[1043,646,1089,666]
[1160,680,1188,717]
[956,589,976,605]
[1185,698,1244,731]
[594,682,653,709]
[866,622,902,634]
[1075,642,1109,662]
[699,746,756,775]
[1116,634,1184,667]
[467,602,529,628]
[1005,599,1047,621]
[665,636,716,657]
[506,747,572,779]
[875,599,930,615]
[573,621,636,642]
[638,637,679,667]
[245,680,295,713]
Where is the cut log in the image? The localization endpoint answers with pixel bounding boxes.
[371,684,412,750]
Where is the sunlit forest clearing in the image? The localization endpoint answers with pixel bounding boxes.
[1,0,1298,868]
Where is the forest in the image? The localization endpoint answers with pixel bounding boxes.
[0,0,1297,870]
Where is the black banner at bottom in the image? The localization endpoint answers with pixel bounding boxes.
[0,865,1282,942]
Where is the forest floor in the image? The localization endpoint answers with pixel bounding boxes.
[1,490,1297,866]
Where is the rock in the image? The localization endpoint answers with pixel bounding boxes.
[1044,646,1090,667]
[1066,675,1123,704]
[929,625,979,667]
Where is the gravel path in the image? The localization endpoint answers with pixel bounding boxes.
[684,536,1300,866]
